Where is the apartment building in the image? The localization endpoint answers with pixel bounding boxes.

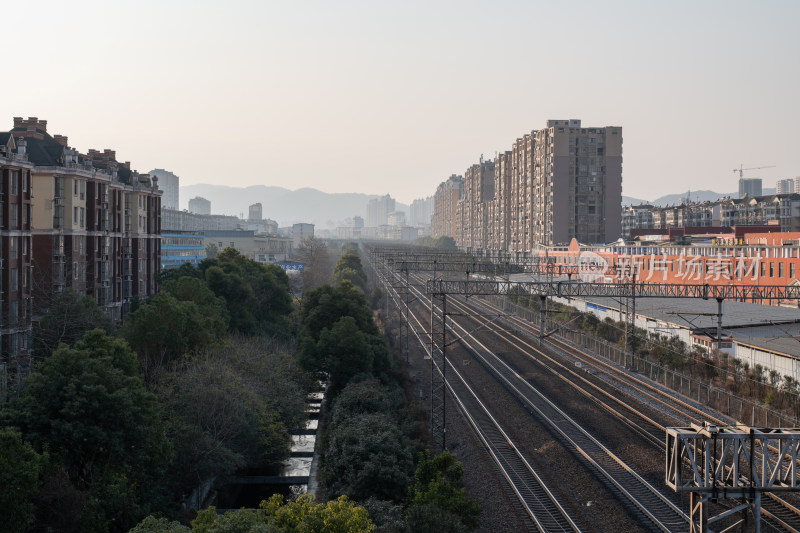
[366,194,396,227]
[431,119,622,251]
[717,194,800,231]
[9,117,161,323]
[621,204,654,237]
[487,151,512,251]
[431,175,463,239]
[529,120,622,246]
[0,133,35,388]
[455,158,494,249]
[739,178,762,198]
[150,168,180,210]
[410,196,433,227]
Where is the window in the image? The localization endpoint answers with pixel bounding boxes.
[74,262,79,280]
[779,263,784,278]
[10,170,18,195]
[770,263,774,277]
[74,207,79,224]
[80,180,85,200]
[10,238,17,259]
[10,269,18,291]
[10,204,18,228]
[791,263,796,279]
[22,171,28,192]
[74,180,79,196]
[80,207,85,228]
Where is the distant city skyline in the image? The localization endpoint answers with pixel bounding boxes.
[3,0,798,205]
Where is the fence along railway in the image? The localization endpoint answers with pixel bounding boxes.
[368,245,800,532]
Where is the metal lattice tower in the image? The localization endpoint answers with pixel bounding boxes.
[667,424,800,532]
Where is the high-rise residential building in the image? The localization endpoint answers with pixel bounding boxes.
[150,168,180,210]
[1,132,35,391]
[739,178,762,198]
[455,157,495,249]
[777,178,797,195]
[431,175,463,239]
[189,196,211,215]
[528,119,622,246]
[2,117,162,348]
[248,202,263,221]
[430,119,622,250]
[410,196,433,227]
[366,194,396,227]
[487,151,512,251]
[387,211,406,227]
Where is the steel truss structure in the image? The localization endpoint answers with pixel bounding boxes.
[425,279,800,301]
[666,424,800,532]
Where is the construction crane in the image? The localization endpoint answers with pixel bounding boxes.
[733,164,776,178]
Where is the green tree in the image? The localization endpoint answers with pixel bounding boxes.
[408,450,480,531]
[162,276,229,336]
[328,379,396,427]
[333,252,367,291]
[3,331,171,532]
[189,494,375,533]
[159,262,203,284]
[322,412,414,501]
[319,317,375,391]
[202,249,293,336]
[33,288,114,357]
[0,428,45,533]
[205,242,219,260]
[300,282,378,342]
[123,293,221,384]
[159,337,304,495]
[128,516,190,533]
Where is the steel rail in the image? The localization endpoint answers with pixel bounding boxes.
[403,279,689,532]
[400,284,581,531]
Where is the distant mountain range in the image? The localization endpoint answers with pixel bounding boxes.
[623,188,776,207]
[180,184,409,229]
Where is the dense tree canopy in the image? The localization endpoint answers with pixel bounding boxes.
[131,495,375,533]
[159,338,306,493]
[300,282,378,342]
[201,248,293,336]
[0,428,44,533]
[298,281,390,393]
[3,331,171,531]
[123,293,222,384]
[408,450,480,531]
[332,252,367,290]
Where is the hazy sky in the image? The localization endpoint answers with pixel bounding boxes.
[4,0,799,204]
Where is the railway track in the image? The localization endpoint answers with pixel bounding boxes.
[403,281,690,532]
[454,291,800,530]
[384,268,582,531]
[375,255,800,530]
